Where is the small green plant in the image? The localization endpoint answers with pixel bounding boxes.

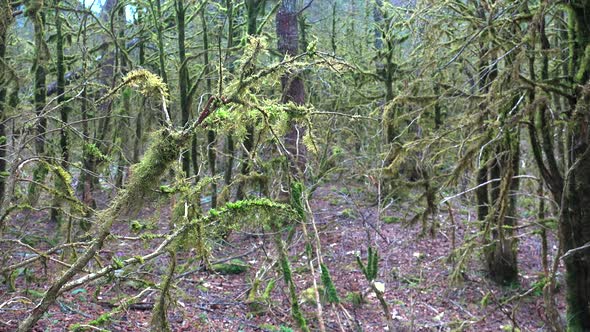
[356,247,394,331]
[129,219,154,232]
[247,277,276,315]
[328,198,340,206]
[345,291,365,308]
[356,247,378,281]
[340,208,357,219]
[300,285,324,305]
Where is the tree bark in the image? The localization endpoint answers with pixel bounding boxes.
[200,6,217,208]
[277,0,306,174]
[528,3,590,329]
[237,0,264,200]
[0,0,11,206]
[50,0,69,224]
[560,4,590,329]
[176,0,190,176]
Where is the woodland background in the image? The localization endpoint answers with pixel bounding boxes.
[1,0,590,331]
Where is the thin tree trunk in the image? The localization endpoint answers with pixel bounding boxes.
[224,0,236,188]
[79,3,95,210]
[201,7,217,208]
[50,0,68,223]
[27,1,49,205]
[176,0,191,176]
[237,0,263,200]
[0,0,11,206]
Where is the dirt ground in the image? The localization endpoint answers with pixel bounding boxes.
[0,183,562,331]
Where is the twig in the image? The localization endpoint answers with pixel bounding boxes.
[57,300,91,318]
[440,175,538,204]
[297,0,315,15]
[560,241,590,260]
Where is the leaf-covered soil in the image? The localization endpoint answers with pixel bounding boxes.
[0,183,562,331]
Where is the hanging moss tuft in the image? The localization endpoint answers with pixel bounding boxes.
[320,264,340,304]
[123,130,185,210]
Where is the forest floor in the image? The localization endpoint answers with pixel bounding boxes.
[0,182,562,332]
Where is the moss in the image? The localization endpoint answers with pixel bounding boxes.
[339,208,356,219]
[357,247,379,281]
[344,291,365,308]
[27,162,48,204]
[83,143,108,162]
[122,130,184,210]
[211,259,249,275]
[150,251,176,332]
[320,264,340,304]
[88,313,111,327]
[575,39,590,84]
[382,216,401,224]
[290,182,306,220]
[300,286,323,305]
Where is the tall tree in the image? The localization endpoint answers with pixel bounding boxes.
[0,0,12,206]
[276,2,308,329]
[176,0,190,176]
[236,0,265,200]
[49,0,69,224]
[542,2,590,329]
[201,3,218,208]
[27,0,49,205]
[277,0,306,173]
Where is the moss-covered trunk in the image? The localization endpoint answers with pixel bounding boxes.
[223,0,236,188]
[559,4,590,330]
[176,0,190,176]
[18,129,188,331]
[484,133,519,285]
[200,7,217,208]
[0,0,10,206]
[527,3,590,329]
[237,0,264,200]
[50,0,68,224]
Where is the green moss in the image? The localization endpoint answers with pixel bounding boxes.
[27,162,48,204]
[83,143,108,162]
[24,289,45,298]
[300,286,323,305]
[575,44,590,83]
[89,313,111,327]
[290,182,306,220]
[382,216,401,224]
[344,291,365,308]
[122,130,184,210]
[130,220,154,232]
[320,264,340,304]
[340,208,357,219]
[211,259,249,275]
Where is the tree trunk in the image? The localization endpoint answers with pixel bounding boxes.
[277,0,306,174]
[200,7,217,209]
[223,0,237,188]
[176,0,191,176]
[237,0,264,200]
[0,0,11,206]
[560,4,590,329]
[528,4,590,329]
[27,0,49,206]
[50,0,68,224]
